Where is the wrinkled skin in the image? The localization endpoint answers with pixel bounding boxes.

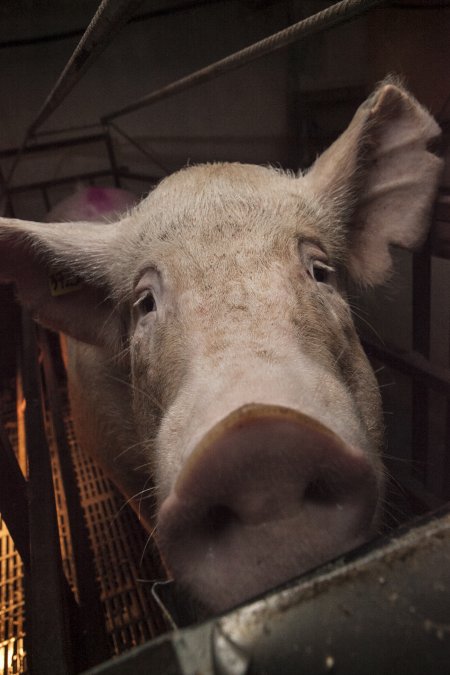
[0,81,442,613]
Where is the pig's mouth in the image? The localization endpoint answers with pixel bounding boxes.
[156,404,380,614]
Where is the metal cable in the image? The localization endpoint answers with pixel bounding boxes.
[103,0,386,123]
[28,0,145,137]
[1,0,144,200]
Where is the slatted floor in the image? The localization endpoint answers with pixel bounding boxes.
[0,381,169,674]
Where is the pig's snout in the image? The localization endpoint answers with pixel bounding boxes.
[157,404,380,613]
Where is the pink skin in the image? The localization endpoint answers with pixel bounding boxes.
[157,405,379,613]
[0,82,441,616]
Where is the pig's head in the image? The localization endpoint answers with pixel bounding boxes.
[0,81,442,613]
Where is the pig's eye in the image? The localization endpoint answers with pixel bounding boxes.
[310,260,334,284]
[133,291,157,315]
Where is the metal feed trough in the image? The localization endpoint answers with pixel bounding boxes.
[0,0,449,673]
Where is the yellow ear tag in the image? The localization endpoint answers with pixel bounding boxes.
[49,271,83,297]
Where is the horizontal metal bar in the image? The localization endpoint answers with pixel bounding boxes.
[0,133,106,159]
[118,170,160,184]
[84,506,450,675]
[9,169,118,194]
[103,0,386,122]
[362,338,450,395]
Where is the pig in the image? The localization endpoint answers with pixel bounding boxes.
[0,80,443,614]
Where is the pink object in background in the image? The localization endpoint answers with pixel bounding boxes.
[46,186,139,222]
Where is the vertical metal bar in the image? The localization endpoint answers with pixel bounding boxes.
[39,329,110,667]
[41,187,51,212]
[445,328,450,500]
[445,400,450,500]
[20,310,73,674]
[285,2,308,171]
[0,165,15,217]
[104,127,121,187]
[16,357,28,475]
[411,242,431,484]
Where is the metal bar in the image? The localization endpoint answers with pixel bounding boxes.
[16,355,28,473]
[413,246,431,357]
[27,0,145,137]
[446,328,450,500]
[411,243,431,484]
[41,187,51,211]
[34,122,103,137]
[109,122,170,174]
[20,311,73,674]
[387,471,444,513]
[9,169,118,195]
[0,133,106,160]
[0,0,144,198]
[0,165,14,217]
[362,339,450,396]
[39,329,110,668]
[103,127,122,188]
[103,0,386,123]
[285,2,307,171]
[0,419,30,569]
[432,194,450,259]
[446,400,450,499]
[117,171,162,184]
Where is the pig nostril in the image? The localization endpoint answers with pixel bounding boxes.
[206,504,239,534]
[304,478,336,505]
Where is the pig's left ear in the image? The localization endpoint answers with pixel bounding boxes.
[0,218,122,348]
[303,80,443,285]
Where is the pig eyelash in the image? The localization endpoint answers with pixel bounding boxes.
[133,291,157,315]
[309,260,335,284]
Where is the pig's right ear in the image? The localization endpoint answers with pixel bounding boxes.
[0,217,121,348]
[303,80,443,285]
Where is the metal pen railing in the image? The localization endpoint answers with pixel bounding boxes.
[1,0,387,203]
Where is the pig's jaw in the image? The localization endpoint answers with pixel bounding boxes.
[156,404,381,615]
[161,514,370,615]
